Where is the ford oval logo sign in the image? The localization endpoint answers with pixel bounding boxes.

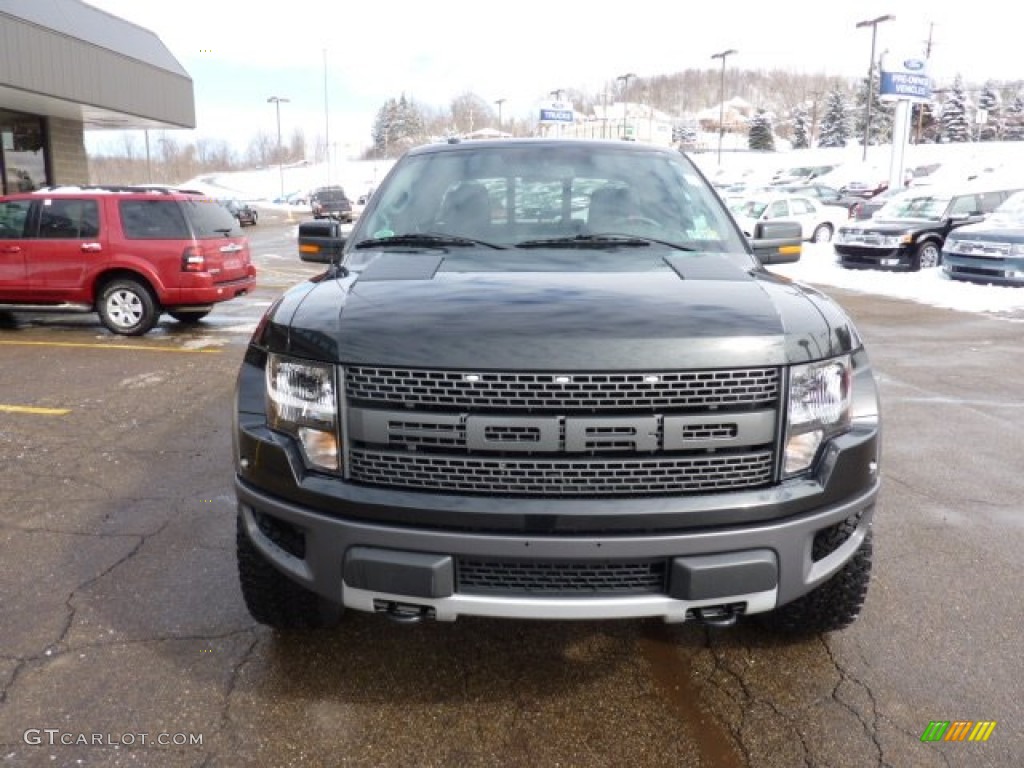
[904,59,925,71]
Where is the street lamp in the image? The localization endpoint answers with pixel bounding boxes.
[856,14,894,161]
[617,73,636,139]
[495,98,506,133]
[267,96,290,201]
[710,49,737,164]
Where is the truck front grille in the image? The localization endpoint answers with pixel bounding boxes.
[346,366,779,411]
[344,365,781,498]
[457,557,666,595]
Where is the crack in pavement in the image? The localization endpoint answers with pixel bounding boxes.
[640,623,748,768]
[820,635,883,767]
[703,628,814,768]
[210,630,260,762]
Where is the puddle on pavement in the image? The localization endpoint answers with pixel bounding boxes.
[639,623,745,768]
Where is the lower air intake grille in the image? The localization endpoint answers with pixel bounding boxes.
[457,558,666,596]
[349,449,774,496]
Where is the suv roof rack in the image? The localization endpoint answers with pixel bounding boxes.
[33,185,206,195]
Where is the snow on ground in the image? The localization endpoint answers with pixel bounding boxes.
[774,243,1024,318]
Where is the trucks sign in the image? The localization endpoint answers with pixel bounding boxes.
[539,101,575,123]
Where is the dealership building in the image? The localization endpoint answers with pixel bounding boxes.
[0,0,194,194]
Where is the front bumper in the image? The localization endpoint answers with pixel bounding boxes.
[235,472,878,623]
[943,254,1024,285]
[835,244,914,270]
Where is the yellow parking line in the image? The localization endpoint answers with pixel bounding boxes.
[0,340,219,354]
[0,404,71,416]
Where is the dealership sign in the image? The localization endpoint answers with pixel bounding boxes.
[539,101,575,123]
[879,55,932,103]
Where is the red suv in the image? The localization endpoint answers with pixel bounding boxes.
[0,186,256,335]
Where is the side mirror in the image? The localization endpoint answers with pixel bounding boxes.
[298,220,346,264]
[750,221,802,265]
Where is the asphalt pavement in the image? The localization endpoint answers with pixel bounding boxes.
[0,213,1020,767]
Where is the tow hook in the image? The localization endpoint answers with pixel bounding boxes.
[692,604,744,628]
[375,600,433,624]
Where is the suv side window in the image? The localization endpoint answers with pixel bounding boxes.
[180,199,240,238]
[0,200,32,238]
[120,200,190,239]
[978,191,1011,214]
[948,195,979,217]
[38,199,100,239]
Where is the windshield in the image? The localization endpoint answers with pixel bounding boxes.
[353,143,748,258]
[875,193,952,221]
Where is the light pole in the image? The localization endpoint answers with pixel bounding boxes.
[856,14,894,161]
[617,73,636,139]
[711,49,737,164]
[495,98,506,133]
[267,96,289,200]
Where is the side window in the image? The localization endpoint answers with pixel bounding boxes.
[767,200,789,219]
[119,200,189,239]
[948,195,978,216]
[38,199,100,239]
[978,192,1007,214]
[0,200,32,238]
[789,198,815,215]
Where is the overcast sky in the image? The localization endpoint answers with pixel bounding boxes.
[83,0,1020,154]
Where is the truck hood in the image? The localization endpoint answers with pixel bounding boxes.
[264,251,855,369]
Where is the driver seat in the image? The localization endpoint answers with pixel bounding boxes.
[588,186,636,231]
[439,182,491,237]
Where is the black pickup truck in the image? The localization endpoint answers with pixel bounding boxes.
[233,139,881,634]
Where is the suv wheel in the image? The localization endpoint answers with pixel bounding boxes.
[811,224,833,243]
[98,278,159,336]
[236,516,344,629]
[913,241,941,270]
[168,310,210,324]
[759,528,872,635]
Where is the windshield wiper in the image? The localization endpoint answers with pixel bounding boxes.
[353,233,504,250]
[516,234,694,251]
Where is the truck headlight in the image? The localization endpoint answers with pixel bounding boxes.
[266,354,340,471]
[784,355,852,476]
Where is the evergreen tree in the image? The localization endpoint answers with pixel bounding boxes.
[818,88,851,148]
[1005,92,1024,140]
[747,110,776,151]
[791,105,810,149]
[977,82,1001,141]
[853,72,894,146]
[940,76,972,143]
[371,94,427,158]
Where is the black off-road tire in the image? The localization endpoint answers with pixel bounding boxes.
[168,310,211,324]
[236,515,343,630]
[760,528,872,635]
[97,278,159,336]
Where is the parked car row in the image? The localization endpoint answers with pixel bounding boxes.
[834,181,1023,272]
